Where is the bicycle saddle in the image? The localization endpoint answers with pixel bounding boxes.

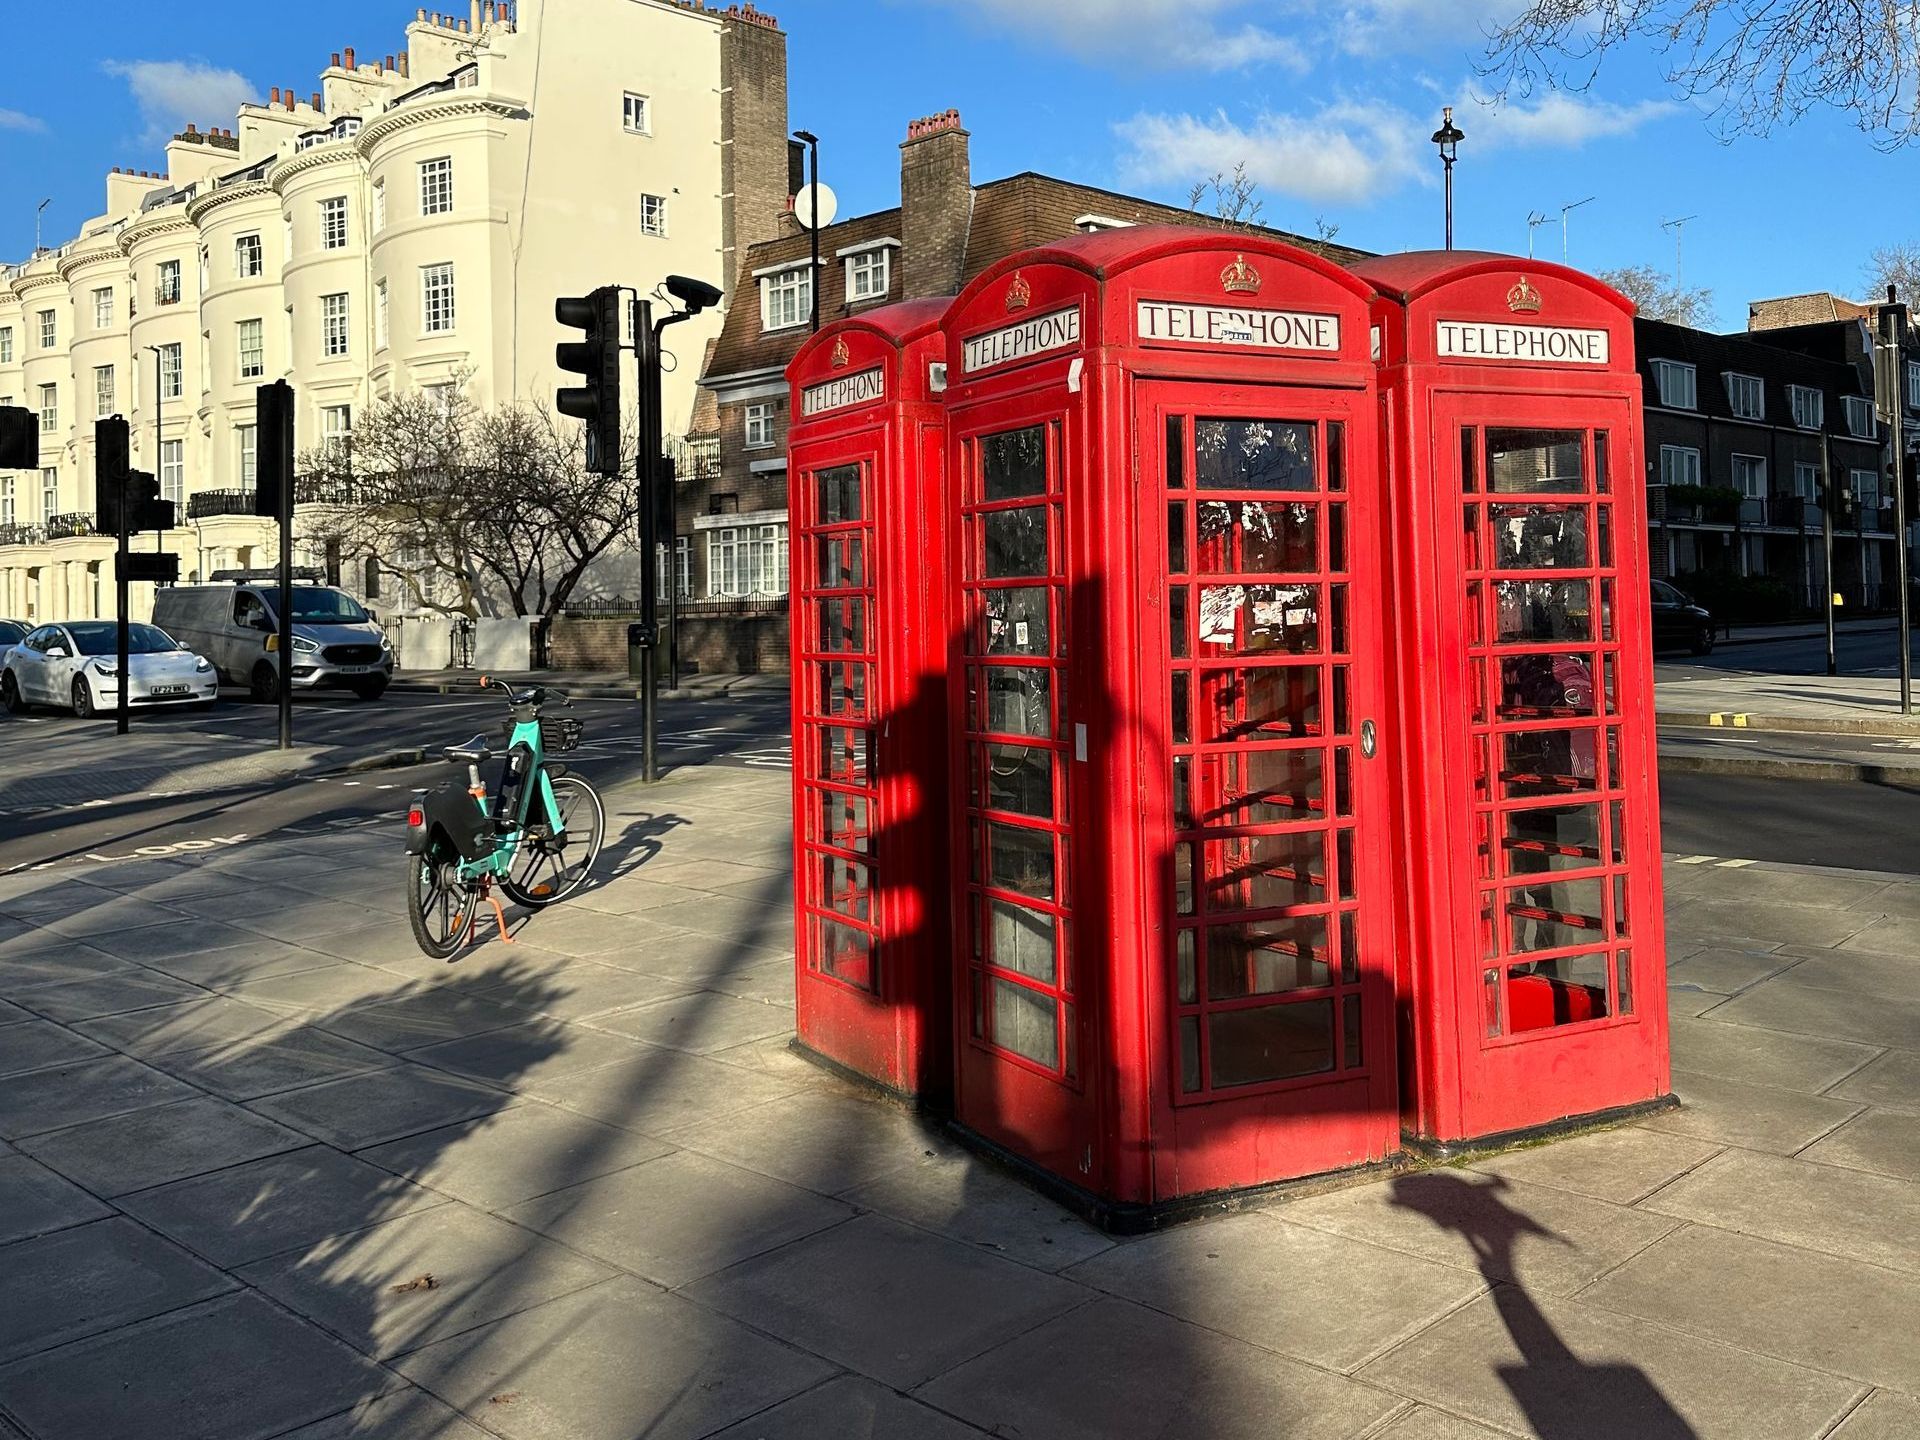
[445,734,494,763]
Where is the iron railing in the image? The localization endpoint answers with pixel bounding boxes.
[0,523,43,547]
[45,512,97,539]
[186,489,259,519]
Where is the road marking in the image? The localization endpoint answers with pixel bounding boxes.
[1716,858,1757,868]
[1676,855,1717,865]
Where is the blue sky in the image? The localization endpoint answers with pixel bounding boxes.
[0,0,1905,330]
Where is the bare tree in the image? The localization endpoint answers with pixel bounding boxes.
[1865,242,1920,307]
[1188,161,1264,224]
[1597,264,1716,326]
[1483,0,1920,147]
[299,378,639,624]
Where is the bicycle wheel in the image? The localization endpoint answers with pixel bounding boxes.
[407,849,477,959]
[499,774,605,908]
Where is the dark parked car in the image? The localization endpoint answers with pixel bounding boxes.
[1650,581,1714,655]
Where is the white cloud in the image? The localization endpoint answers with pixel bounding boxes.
[102,58,254,146]
[921,0,1304,71]
[1117,89,1675,207]
[0,109,46,134]
[1117,105,1426,206]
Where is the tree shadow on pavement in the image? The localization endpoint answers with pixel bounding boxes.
[1388,1172,1698,1440]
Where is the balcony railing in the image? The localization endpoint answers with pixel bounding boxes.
[186,489,259,520]
[0,523,44,547]
[295,474,359,506]
[45,512,98,539]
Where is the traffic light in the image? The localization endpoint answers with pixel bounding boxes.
[127,470,173,532]
[556,286,622,476]
[95,416,130,534]
[0,405,37,471]
[254,380,295,519]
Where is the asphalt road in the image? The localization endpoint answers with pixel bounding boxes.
[0,687,790,869]
[1655,624,1908,681]
[6,676,1917,878]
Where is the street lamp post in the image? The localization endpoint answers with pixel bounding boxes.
[794,129,821,332]
[1431,108,1464,251]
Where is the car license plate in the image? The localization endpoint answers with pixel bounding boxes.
[151,685,190,697]
[337,664,373,675]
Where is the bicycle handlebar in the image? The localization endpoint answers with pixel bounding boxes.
[478,675,573,709]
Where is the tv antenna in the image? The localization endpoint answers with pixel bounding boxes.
[1559,196,1595,263]
[1526,211,1551,259]
[1661,214,1698,288]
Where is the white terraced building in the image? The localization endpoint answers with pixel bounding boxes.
[0,0,790,624]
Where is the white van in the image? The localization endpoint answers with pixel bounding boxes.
[152,577,393,701]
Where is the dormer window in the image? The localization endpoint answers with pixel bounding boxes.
[1845,395,1877,438]
[838,237,899,305]
[758,265,812,332]
[1650,359,1695,409]
[1073,213,1135,233]
[1724,372,1763,420]
[1788,384,1824,430]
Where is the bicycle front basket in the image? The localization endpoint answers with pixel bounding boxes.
[540,715,584,753]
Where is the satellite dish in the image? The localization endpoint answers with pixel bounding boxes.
[793,182,838,231]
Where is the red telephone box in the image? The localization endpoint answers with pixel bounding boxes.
[940,227,1399,1222]
[786,299,953,1102]
[1358,252,1671,1146]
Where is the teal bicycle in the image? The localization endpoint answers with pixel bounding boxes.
[405,677,606,959]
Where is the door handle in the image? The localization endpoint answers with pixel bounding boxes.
[1360,719,1377,759]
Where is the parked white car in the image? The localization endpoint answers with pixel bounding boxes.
[0,621,218,717]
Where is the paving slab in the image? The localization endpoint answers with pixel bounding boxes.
[1828,1048,1920,1113]
[0,1153,113,1244]
[1664,898,1874,951]
[659,1088,946,1194]
[1069,1210,1486,1373]
[358,1105,674,1211]
[467,956,694,1019]
[223,962,414,1014]
[248,1063,516,1149]
[309,924,463,968]
[0,1216,236,1363]
[642,895,794,945]
[276,1385,496,1440]
[522,1049,798,1133]
[1709,977,1920,1049]
[0,1054,200,1140]
[841,1149,1117,1272]
[0,1017,110,1076]
[920,1293,1401,1440]
[1799,1109,1920,1183]
[1644,1071,1864,1153]
[1643,1148,1920,1274]
[405,1020,650,1089]
[20,1094,309,1197]
[0,1291,395,1440]
[391,1274,834,1440]
[1668,1014,1882,1093]
[240,1202,614,1360]
[687,1212,1083,1388]
[315,989,533,1053]
[1275,1170,1680,1296]
[146,1026,399,1101]
[504,1149,852,1288]
[1466,1127,1721,1206]
[136,938,343,989]
[1836,913,1920,957]
[0,940,132,987]
[12,969,207,1022]
[72,994,296,1058]
[1664,947,1803,996]
[705,1375,988,1439]
[1779,948,1920,1005]
[1359,1288,1863,1440]
[586,925,791,986]
[121,1145,449,1267]
[40,895,195,938]
[588,990,796,1054]
[1831,1390,1920,1439]
[80,919,264,965]
[1579,1223,1920,1392]
[1371,1408,1511,1439]
[1675,868,1892,910]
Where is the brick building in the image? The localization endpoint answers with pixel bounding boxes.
[684,109,1364,674]
[1639,312,1904,618]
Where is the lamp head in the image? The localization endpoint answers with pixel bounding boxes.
[793,129,818,145]
[1431,105,1464,156]
[664,274,724,316]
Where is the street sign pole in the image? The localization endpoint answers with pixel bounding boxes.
[116,468,130,737]
[1822,431,1839,677]
[1879,299,1913,714]
[255,380,297,750]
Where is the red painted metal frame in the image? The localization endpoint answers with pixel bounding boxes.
[786,299,953,1103]
[1358,252,1672,1144]
[940,226,1401,1212]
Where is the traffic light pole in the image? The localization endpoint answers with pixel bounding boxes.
[115,471,130,737]
[636,297,661,784]
[1879,302,1913,714]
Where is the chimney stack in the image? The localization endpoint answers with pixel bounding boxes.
[344,46,356,69]
[900,109,970,298]
[398,53,410,77]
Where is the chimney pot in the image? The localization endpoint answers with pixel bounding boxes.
[471,0,481,29]
[331,51,341,68]
[270,85,281,104]
[185,122,197,134]
[385,53,395,68]
[344,46,356,69]
[417,6,426,18]
[311,92,322,110]
[398,53,410,76]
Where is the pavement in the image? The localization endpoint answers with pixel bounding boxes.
[2,754,1919,1438]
